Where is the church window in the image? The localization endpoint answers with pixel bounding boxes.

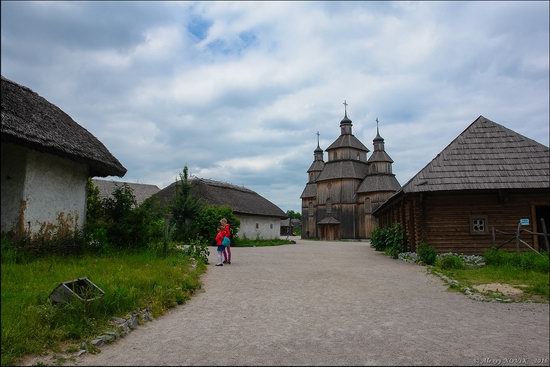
[326,198,332,214]
[256,223,259,229]
[270,224,273,229]
[308,201,314,216]
[334,151,338,160]
[357,153,360,160]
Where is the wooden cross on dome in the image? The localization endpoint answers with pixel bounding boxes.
[343,100,348,115]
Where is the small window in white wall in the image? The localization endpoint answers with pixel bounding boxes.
[256,223,259,229]
[270,224,273,229]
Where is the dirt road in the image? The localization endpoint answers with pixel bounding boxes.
[77,240,549,366]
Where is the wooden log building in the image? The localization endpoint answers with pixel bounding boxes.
[373,116,550,254]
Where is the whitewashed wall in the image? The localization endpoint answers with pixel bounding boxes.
[1,143,27,232]
[1,143,89,234]
[236,214,282,240]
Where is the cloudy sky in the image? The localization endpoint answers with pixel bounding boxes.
[2,1,548,213]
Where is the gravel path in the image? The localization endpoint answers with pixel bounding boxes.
[76,240,549,366]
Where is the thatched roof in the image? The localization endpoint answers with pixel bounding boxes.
[374,115,550,213]
[1,76,126,177]
[316,160,369,181]
[153,177,287,218]
[92,179,160,206]
[357,174,401,194]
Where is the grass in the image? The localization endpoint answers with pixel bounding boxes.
[434,250,549,302]
[1,249,205,366]
[232,238,294,247]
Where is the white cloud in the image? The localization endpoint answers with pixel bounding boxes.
[1,1,548,213]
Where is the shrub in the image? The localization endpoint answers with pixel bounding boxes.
[417,241,437,265]
[85,180,165,250]
[371,224,405,258]
[183,237,210,264]
[437,255,465,270]
[370,227,385,251]
[194,205,240,243]
[384,223,405,259]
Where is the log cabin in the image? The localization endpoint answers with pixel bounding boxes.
[373,116,550,254]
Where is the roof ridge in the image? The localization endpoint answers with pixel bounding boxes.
[192,176,255,193]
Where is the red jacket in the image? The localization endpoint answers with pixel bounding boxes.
[222,224,231,238]
[215,230,224,246]
[215,224,231,246]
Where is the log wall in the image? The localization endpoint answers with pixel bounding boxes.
[375,189,549,254]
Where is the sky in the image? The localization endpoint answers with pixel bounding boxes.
[1,1,549,213]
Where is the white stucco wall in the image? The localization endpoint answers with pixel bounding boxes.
[236,214,282,240]
[1,143,27,232]
[1,145,89,234]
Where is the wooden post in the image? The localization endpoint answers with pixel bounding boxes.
[492,226,496,247]
[516,221,521,252]
[541,218,549,252]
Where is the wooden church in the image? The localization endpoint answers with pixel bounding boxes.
[301,104,400,240]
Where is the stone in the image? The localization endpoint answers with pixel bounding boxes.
[76,350,87,357]
[91,338,104,347]
[127,315,138,329]
[111,317,127,325]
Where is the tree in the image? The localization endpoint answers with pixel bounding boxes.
[286,210,302,220]
[194,205,240,242]
[171,165,203,241]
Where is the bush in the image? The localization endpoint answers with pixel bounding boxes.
[371,224,405,258]
[182,237,210,264]
[384,224,405,259]
[417,241,437,265]
[194,205,240,243]
[484,248,549,273]
[437,255,465,270]
[85,180,166,250]
[370,227,385,251]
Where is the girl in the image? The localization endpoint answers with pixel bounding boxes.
[220,218,232,264]
[214,224,226,266]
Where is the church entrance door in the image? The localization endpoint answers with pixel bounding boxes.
[320,224,340,241]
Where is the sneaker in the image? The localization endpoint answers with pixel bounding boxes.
[215,263,223,266]
[223,260,227,264]
[227,261,231,264]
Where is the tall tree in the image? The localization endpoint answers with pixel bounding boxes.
[171,165,203,241]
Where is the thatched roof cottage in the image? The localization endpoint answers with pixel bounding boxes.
[374,116,550,254]
[1,76,126,235]
[153,177,287,240]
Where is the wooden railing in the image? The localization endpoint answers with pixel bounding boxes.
[491,218,549,255]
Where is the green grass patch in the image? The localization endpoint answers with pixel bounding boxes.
[436,265,549,300]
[232,239,294,247]
[1,249,205,366]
